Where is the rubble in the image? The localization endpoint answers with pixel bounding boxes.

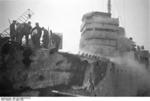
[0,36,150,96]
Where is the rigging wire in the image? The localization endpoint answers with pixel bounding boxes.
[113,0,126,28]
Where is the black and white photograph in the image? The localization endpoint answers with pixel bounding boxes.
[0,0,150,98]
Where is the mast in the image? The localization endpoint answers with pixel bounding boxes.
[108,0,111,14]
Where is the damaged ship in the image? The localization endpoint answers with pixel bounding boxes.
[0,0,150,96]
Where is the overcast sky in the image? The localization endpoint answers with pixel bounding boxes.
[0,0,149,53]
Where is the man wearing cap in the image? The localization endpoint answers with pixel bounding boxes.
[31,22,42,49]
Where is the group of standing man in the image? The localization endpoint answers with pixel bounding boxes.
[9,20,50,49]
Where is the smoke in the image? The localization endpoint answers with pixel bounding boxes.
[109,52,150,93]
[110,52,146,72]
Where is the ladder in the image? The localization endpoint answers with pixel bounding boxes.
[0,9,34,37]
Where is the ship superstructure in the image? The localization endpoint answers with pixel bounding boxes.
[79,0,131,57]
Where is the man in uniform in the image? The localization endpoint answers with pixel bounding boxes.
[24,21,32,46]
[31,23,42,49]
[42,27,49,48]
[10,20,17,41]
